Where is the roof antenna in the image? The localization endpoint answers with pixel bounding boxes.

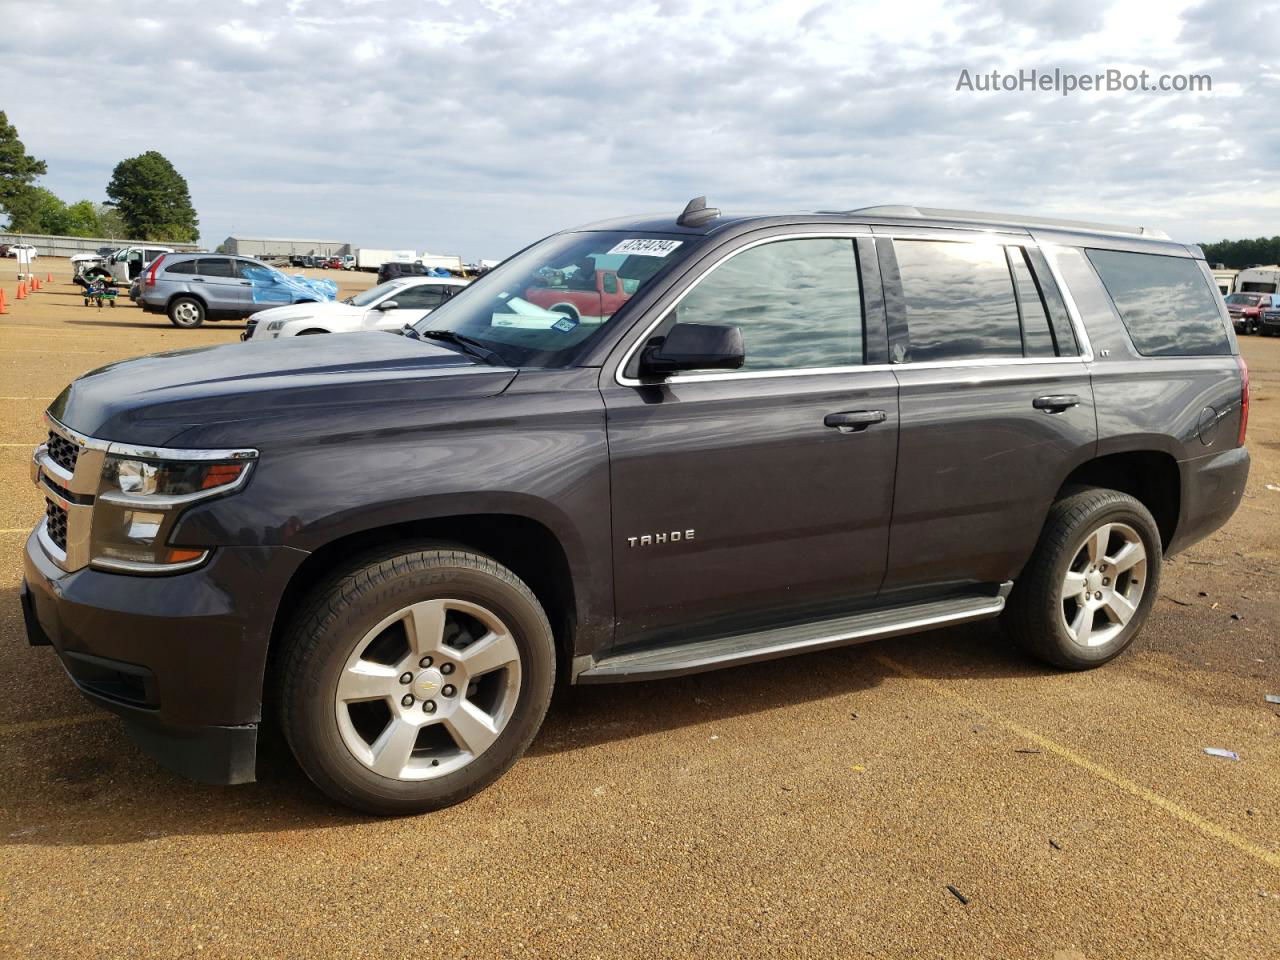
[677,196,720,227]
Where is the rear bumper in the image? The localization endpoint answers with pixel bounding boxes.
[1168,446,1250,556]
[21,530,308,784]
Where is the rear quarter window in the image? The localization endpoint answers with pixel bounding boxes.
[1085,249,1230,357]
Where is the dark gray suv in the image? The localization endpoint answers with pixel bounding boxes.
[138,253,321,328]
[23,201,1249,814]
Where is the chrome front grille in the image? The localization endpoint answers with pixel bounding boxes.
[47,430,80,473]
[44,499,68,551]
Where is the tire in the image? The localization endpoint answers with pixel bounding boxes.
[168,296,205,328]
[280,544,556,815]
[1004,488,1161,670]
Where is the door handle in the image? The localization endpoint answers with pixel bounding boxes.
[824,410,887,433]
[190,277,205,282]
[1033,394,1080,412]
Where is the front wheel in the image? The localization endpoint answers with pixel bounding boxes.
[168,296,205,328]
[1005,488,1161,669]
[280,545,556,815]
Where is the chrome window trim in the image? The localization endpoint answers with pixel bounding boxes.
[613,231,1092,388]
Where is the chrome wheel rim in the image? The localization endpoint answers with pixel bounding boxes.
[1060,522,1147,648]
[334,599,521,780]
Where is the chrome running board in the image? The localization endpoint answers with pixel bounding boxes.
[575,589,1009,684]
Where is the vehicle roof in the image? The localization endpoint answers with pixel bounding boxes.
[570,204,1197,256]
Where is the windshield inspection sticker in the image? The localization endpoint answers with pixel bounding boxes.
[607,238,683,257]
[551,314,579,333]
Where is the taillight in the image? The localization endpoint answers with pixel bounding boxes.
[145,254,166,287]
[1238,355,1249,446]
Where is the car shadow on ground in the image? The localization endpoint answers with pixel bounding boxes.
[57,318,247,332]
[0,580,1047,847]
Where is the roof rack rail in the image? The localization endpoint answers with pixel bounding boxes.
[842,205,1171,241]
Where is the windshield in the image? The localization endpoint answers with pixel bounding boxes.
[349,280,406,307]
[1225,294,1260,305]
[411,231,695,367]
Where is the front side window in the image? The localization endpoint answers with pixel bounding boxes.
[895,240,1023,362]
[660,237,864,373]
[411,231,698,368]
[349,280,408,307]
[1086,249,1230,357]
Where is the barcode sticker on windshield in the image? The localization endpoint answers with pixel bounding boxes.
[607,239,683,257]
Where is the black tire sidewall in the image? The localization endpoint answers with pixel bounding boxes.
[283,551,555,815]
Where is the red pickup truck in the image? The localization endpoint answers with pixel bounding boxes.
[524,268,631,321]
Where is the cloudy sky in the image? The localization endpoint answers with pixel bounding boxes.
[2,0,1277,258]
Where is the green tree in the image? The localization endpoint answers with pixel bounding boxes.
[62,199,101,236]
[0,110,48,229]
[94,203,126,238]
[3,185,68,233]
[105,150,199,242]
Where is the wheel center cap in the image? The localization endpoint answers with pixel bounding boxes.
[1085,571,1103,593]
[414,667,444,699]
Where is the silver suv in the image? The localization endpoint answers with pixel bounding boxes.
[139,253,320,328]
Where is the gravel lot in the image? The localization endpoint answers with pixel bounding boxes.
[2,259,1277,958]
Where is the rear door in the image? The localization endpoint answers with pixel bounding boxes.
[192,258,247,315]
[877,234,1097,599]
[602,233,900,650]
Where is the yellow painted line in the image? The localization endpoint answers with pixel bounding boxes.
[873,652,1280,873]
[0,443,38,447]
[0,714,107,736]
[0,397,53,401]
[0,529,31,534]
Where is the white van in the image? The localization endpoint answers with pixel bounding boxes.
[1234,265,1280,294]
[109,245,176,284]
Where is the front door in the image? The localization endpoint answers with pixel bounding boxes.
[602,235,899,650]
[194,257,249,315]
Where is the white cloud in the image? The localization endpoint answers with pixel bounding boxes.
[1,0,1278,257]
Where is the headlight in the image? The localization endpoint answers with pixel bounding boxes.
[90,453,254,572]
[265,320,286,331]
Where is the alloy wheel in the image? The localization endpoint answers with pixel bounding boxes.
[334,599,522,780]
[1059,521,1148,648]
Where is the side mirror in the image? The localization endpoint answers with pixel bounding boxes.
[376,300,399,311]
[640,322,744,376]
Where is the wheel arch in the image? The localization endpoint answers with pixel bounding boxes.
[264,511,582,708]
[167,290,208,311]
[1053,449,1181,551]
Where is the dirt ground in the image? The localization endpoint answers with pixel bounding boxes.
[1,258,1277,959]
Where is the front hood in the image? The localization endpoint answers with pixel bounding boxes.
[49,333,517,445]
[250,301,361,323]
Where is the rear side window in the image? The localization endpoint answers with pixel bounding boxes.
[164,259,196,275]
[196,258,235,278]
[1086,250,1230,356]
[673,237,864,372]
[894,240,1022,361]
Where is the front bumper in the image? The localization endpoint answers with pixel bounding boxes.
[22,529,308,784]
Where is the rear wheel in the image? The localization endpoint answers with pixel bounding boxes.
[280,545,556,815]
[1005,488,1161,669]
[168,296,205,328]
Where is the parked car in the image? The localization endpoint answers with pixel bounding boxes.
[138,253,337,327]
[1258,304,1280,336]
[22,201,1249,815]
[0,244,10,258]
[7,242,37,260]
[242,276,468,340]
[377,259,430,285]
[1223,292,1280,334]
[108,245,175,283]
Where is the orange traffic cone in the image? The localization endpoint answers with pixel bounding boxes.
[46,272,52,283]
[16,282,25,300]
[0,289,7,314]
[32,277,40,291]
